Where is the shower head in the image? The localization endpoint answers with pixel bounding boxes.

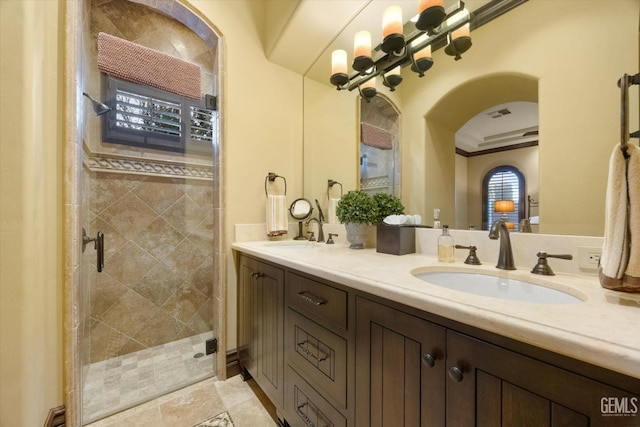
[82,92,111,116]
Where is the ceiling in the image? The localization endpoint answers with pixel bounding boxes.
[264,0,537,153]
[456,101,538,153]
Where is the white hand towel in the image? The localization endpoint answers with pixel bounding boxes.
[599,143,640,292]
[266,195,288,237]
[328,198,340,224]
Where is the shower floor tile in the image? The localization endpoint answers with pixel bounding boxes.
[83,332,215,424]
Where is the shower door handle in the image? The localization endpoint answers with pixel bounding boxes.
[83,228,104,272]
[96,231,104,272]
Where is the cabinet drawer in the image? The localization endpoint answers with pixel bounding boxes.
[286,365,347,427]
[287,308,347,408]
[287,273,347,331]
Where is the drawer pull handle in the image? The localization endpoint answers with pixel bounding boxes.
[422,353,436,367]
[296,402,329,427]
[296,403,316,427]
[297,291,327,306]
[297,340,328,362]
[448,366,464,382]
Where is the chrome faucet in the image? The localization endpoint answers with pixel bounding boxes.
[305,217,325,243]
[488,220,516,270]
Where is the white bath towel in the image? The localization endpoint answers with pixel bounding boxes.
[328,198,340,224]
[266,195,288,237]
[599,142,640,292]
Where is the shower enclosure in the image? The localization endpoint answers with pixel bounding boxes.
[360,96,401,197]
[74,0,222,423]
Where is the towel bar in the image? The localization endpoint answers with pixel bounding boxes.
[265,172,287,197]
[618,72,640,159]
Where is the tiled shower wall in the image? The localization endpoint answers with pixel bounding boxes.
[360,96,401,196]
[87,173,214,363]
[83,0,218,364]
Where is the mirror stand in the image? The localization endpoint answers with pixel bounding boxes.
[294,221,307,240]
[289,198,313,240]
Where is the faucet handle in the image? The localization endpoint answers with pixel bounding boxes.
[455,245,481,265]
[308,231,316,242]
[531,252,573,276]
[327,233,338,244]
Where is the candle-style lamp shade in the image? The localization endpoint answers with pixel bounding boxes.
[330,49,349,87]
[383,66,403,91]
[411,37,433,76]
[353,31,374,72]
[359,77,377,101]
[416,0,445,32]
[382,5,405,53]
[445,22,472,60]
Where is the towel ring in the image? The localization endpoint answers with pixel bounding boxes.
[327,179,343,199]
[265,172,287,197]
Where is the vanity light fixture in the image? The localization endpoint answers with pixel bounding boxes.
[330,0,472,100]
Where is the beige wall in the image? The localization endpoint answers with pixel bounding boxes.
[0,1,64,426]
[303,77,359,204]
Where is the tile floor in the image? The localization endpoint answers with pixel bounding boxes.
[83,332,216,424]
[85,374,277,427]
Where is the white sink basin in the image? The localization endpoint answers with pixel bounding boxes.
[264,241,316,249]
[413,271,583,304]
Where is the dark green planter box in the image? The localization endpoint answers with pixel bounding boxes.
[376,224,416,255]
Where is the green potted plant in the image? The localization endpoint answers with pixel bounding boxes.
[373,192,405,223]
[335,190,378,249]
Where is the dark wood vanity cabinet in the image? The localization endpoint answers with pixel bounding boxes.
[237,255,285,408]
[283,272,351,427]
[446,330,639,427]
[355,296,639,427]
[355,296,446,427]
[236,252,640,427]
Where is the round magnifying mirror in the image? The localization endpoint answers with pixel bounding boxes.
[290,198,313,240]
[289,198,313,220]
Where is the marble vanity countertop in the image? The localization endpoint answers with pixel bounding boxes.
[232,240,640,379]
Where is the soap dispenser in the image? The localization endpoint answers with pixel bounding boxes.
[438,225,454,263]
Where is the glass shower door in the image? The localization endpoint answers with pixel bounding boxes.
[81,170,217,423]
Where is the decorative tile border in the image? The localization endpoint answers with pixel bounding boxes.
[85,153,213,180]
[193,411,235,427]
[361,175,390,189]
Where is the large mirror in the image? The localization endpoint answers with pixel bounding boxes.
[302,0,639,237]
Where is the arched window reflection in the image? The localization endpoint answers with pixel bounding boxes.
[482,166,525,230]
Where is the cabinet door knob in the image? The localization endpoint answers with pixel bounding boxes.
[251,272,264,279]
[448,366,464,382]
[422,353,436,367]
